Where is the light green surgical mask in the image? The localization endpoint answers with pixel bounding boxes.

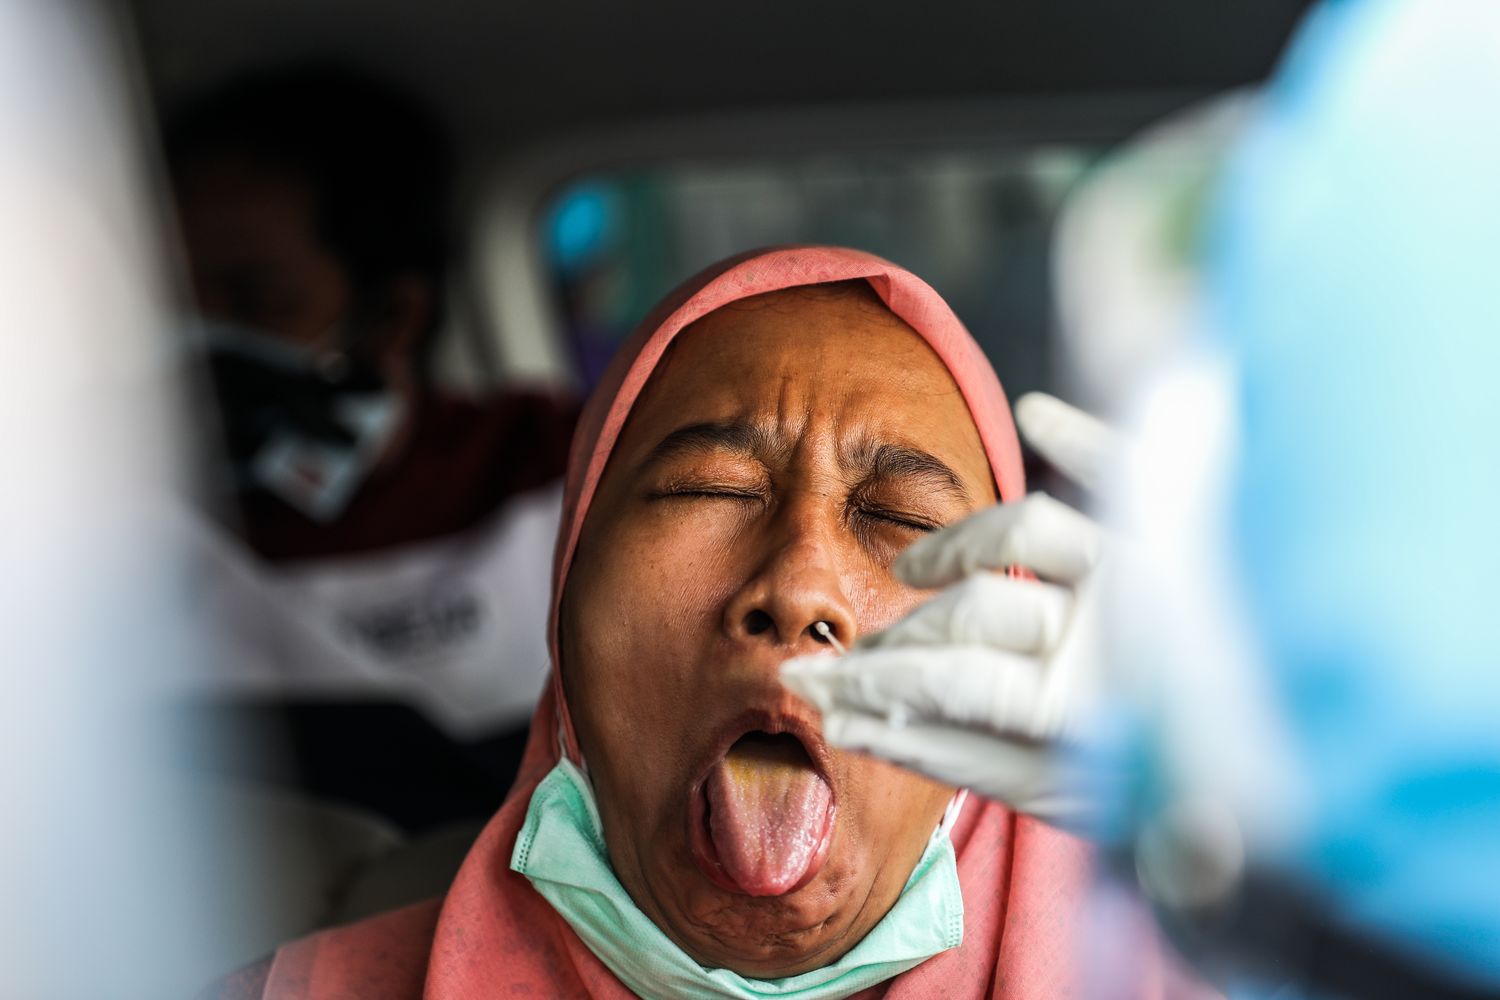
[511,758,964,1000]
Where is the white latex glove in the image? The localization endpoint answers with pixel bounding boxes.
[782,393,1114,827]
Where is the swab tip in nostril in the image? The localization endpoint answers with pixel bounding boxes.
[812,620,846,655]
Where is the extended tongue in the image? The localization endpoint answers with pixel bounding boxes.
[705,735,834,896]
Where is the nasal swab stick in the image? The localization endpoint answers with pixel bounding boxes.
[808,620,906,728]
[813,620,846,655]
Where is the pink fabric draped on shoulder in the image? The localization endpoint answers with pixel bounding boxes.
[257,247,1195,1000]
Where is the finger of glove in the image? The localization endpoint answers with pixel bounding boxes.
[895,492,1104,588]
[857,572,1074,656]
[781,645,1046,735]
[820,712,1084,823]
[1014,392,1115,494]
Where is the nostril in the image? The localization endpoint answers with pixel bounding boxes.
[807,620,846,653]
[743,609,774,636]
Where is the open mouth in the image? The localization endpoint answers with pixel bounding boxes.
[689,726,838,897]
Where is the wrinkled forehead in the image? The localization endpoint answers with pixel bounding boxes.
[611,283,994,487]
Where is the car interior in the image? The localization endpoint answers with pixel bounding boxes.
[122,0,1315,975]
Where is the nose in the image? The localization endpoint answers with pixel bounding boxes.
[723,514,858,654]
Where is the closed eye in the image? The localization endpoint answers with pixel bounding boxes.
[648,486,766,502]
[857,507,940,533]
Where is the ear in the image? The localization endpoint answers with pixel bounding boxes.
[370,273,434,365]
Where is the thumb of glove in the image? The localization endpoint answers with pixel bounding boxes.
[1014,392,1115,494]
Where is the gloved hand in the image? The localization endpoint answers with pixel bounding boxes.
[782,392,1115,828]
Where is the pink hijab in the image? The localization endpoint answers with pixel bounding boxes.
[260,247,1188,1000]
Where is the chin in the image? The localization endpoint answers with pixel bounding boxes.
[659,846,875,978]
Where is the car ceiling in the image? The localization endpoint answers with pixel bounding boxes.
[129,0,1315,154]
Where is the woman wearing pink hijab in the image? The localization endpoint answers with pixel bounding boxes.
[220,246,1187,999]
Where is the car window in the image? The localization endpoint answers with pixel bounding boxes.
[539,145,1096,398]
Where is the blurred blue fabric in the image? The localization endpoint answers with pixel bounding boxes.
[1206,0,1500,985]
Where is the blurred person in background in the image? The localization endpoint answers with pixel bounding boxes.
[167,66,579,832]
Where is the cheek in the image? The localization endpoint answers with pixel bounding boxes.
[848,562,929,639]
[561,512,741,757]
[576,515,741,655]
[837,754,953,864]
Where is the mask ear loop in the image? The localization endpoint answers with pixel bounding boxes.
[812,621,967,841]
[938,789,969,840]
[555,699,590,776]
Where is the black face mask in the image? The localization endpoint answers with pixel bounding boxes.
[194,319,404,520]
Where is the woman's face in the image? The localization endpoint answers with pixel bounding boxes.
[561,285,998,977]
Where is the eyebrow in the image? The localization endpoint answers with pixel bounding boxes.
[858,443,973,506]
[643,421,785,467]
[644,421,973,505]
